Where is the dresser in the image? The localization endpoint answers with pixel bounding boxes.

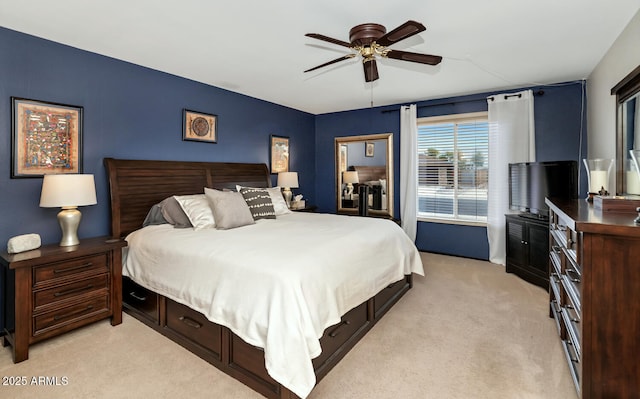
[1,236,127,363]
[546,198,640,398]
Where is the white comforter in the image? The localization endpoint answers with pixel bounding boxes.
[123,212,424,398]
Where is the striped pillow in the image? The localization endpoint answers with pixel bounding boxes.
[240,187,276,220]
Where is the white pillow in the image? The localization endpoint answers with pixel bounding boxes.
[236,185,291,216]
[173,194,215,230]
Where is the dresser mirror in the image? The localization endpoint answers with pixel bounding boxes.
[613,65,640,195]
[335,133,393,217]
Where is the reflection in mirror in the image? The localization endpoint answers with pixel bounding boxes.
[613,65,640,195]
[335,133,393,217]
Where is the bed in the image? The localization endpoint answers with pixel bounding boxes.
[105,158,423,399]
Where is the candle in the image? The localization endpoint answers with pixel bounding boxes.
[589,170,609,193]
[627,170,640,194]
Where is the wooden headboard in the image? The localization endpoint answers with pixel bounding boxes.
[104,158,271,239]
[352,165,386,183]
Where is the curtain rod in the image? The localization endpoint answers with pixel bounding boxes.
[381,89,544,113]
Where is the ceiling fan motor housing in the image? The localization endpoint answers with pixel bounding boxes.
[349,23,386,47]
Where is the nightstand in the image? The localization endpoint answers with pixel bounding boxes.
[1,236,127,363]
[291,205,317,212]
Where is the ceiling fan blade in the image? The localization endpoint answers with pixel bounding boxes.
[304,54,356,73]
[305,33,352,48]
[363,59,379,82]
[376,20,426,47]
[385,50,442,65]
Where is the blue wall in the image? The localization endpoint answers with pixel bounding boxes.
[0,27,316,247]
[315,83,587,260]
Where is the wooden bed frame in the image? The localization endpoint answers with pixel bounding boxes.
[104,158,413,399]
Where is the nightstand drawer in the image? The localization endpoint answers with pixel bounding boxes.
[33,295,110,336]
[34,254,108,286]
[34,274,109,310]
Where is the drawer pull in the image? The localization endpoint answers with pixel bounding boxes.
[53,305,94,321]
[179,316,202,329]
[128,292,147,302]
[566,269,581,283]
[328,320,351,338]
[53,262,93,274]
[551,245,562,254]
[566,238,574,246]
[53,284,94,297]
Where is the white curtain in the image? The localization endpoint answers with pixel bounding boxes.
[487,90,535,265]
[400,104,418,241]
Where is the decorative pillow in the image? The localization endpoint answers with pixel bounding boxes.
[236,185,291,216]
[173,194,215,230]
[204,188,255,230]
[159,196,192,228]
[142,204,168,227]
[239,187,276,220]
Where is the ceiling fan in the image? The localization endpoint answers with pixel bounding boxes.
[304,20,442,82]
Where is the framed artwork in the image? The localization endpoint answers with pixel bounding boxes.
[339,144,348,172]
[11,97,83,178]
[183,109,217,143]
[270,135,289,174]
[365,142,375,157]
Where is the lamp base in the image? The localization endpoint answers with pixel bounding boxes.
[282,188,292,208]
[58,207,82,246]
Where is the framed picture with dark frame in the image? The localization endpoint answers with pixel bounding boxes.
[11,97,83,178]
[365,141,375,157]
[183,109,217,143]
[270,135,289,174]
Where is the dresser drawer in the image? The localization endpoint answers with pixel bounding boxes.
[166,299,222,357]
[34,274,109,310]
[33,254,108,287]
[33,295,110,336]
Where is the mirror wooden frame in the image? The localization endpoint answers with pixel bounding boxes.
[612,64,640,195]
[335,133,393,217]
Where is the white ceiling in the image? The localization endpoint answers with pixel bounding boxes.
[1,0,639,115]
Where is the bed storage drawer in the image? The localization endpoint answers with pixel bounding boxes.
[373,276,409,318]
[313,301,369,371]
[123,277,158,323]
[166,299,222,358]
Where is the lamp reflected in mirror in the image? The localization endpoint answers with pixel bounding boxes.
[335,133,393,217]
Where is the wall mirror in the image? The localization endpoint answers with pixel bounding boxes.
[335,133,393,217]
[613,65,640,195]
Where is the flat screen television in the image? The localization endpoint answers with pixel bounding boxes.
[509,160,578,219]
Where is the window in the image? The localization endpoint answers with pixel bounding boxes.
[417,112,488,225]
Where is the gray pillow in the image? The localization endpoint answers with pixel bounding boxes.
[159,196,192,228]
[239,187,276,220]
[204,188,255,230]
[142,204,168,227]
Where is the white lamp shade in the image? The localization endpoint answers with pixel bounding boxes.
[343,171,359,184]
[277,172,299,188]
[40,174,97,208]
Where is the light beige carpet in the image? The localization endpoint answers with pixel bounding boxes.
[0,252,576,399]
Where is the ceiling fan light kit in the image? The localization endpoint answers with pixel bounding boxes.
[305,20,442,82]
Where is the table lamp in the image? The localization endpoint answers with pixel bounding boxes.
[277,172,299,208]
[40,174,97,246]
[343,171,359,199]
